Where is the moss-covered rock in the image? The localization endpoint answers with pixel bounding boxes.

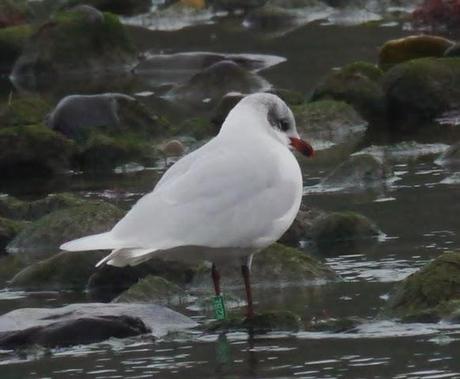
[0,217,27,252]
[311,211,381,253]
[382,57,460,128]
[0,0,29,28]
[172,117,216,140]
[0,193,86,221]
[74,133,155,170]
[191,243,336,289]
[0,124,74,176]
[64,0,151,16]
[169,60,270,108]
[320,153,391,191]
[11,8,137,81]
[379,35,454,70]
[9,250,106,291]
[87,258,196,302]
[7,200,124,261]
[311,61,385,123]
[0,25,33,72]
[0,95,52,127]
[211,92,245,127]
[444,43,460,57]
[206,310,302,333]
[279,207,326,247]
[383,251,460,322]
[268,88,305,106]
[114,275,184,304]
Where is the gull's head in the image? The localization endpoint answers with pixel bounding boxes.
[224,93,314,157]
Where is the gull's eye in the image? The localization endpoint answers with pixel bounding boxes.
[278,119,290,132]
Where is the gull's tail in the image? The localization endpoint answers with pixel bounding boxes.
[60,232,158,268]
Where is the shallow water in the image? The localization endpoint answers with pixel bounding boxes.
[2,9,460,379]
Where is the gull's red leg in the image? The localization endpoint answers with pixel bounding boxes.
[212,263,221,296]
[241,264,255,319]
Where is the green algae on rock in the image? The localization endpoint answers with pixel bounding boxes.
[0,124,74,176]
[0,216,27,251]
[7,201,124,261]
[379,35,454,70]
[114,275,184,304]
[382,57,460,129]
[11,8,137,81]
[9,250,107,291]
[0,24,33,72]
[383,251,460,322]
[0,96,52,127]
[311,61,385,123]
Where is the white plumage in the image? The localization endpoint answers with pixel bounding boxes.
[60,93,312,269]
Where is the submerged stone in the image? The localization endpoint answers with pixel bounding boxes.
[311,211,381,253]
[435,142,460,168]
[0,303,197,348]
[379,35,454,70]
[279,207,326,247]
[320,153,391,191]
[7,201,124,261]
[383,251,460,322]
[304,317,360,333]
[206,311,302,333]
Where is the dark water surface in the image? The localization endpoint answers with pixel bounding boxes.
[2,14,460,379]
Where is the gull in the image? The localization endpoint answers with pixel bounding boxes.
[61,93,314,318]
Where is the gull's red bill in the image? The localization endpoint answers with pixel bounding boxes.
[289,137,315,157]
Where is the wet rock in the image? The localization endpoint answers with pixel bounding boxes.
[9,250,106,291]
[320,153,391,191]
[311,211,381,253]
[435,142,460,168]
[383,251,460,322]
[47,93,144,141]
[304,317,360,333]
[134,52,284,79]
[292,100,367,162]
[172,117,216,139]
[64,0,151,16]
[7,200,124,261]
[379,35,454,70]
[382,58,460,128]
[168,60,271,108]
[0,303,197,348]
[0,315,149,349]
[311,61,385,123]
[0,217,27,252]
[88,259,196,302]
[114,275,184,304]
[268,88,305,106]
[206,311,302,333]
[0,124,74,177]
[191,243,336,289]
[0,25,33,73]
[279,207,326,247]
[0,0,29,28]
[159,139,186,158]
[0,193,86,221]
[211,92,245,127]
[11,8,137,84]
